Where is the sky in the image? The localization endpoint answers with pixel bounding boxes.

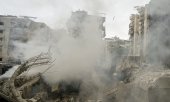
[0,0,150,39]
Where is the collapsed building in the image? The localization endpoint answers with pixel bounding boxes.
[1,0,170,101]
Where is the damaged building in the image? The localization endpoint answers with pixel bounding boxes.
[129,0,170,67]
[0,15,52,75]
[67,11,105,38]
[104,37,130,75]
[106,0,170,102]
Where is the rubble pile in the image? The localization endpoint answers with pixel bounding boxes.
[0,53,51,102]
[0,53,104,102]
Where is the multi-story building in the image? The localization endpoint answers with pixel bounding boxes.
[129,0,170,66]
[0,16,11,62]
[128,5,150,62]
[67,11,106,38]
[0,15,52,74]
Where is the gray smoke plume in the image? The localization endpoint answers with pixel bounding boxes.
[4,11,112,100]
[147,0,170,67]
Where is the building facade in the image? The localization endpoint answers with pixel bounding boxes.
[0,15,52,74]
[129,0,170,66]
[67,11,106,38]
[0,16,11,62]
[128,5,150,62]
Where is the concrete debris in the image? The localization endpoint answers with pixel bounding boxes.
[0,53,99,102]
[0,53,51,102]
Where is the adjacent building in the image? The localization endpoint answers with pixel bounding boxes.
[129,0,170,67]
[0,15,52,74]
[105,37,130,73]
[128,5,150,63]
[0,16,12,62]
[67,11,105,38]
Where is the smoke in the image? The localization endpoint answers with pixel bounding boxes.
[147,0,170,67]
[3,11,112,100]
[0,0,152,100]
[116,1,170,101]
